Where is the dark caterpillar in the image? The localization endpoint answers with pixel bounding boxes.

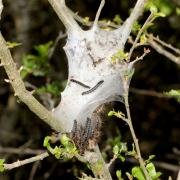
[70,79,90,89]
[82,80,104,95]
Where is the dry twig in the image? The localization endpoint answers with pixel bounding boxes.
[3,152,49,171]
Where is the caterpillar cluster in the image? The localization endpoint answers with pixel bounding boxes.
[70,116,102,154]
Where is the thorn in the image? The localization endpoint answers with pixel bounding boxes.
[4,79,10,83]
[30,90,35,95]
[18,66,24,73]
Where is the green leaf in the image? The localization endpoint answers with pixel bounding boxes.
[21,42,53,78]
[132,166,145,180]
[60,134,71,147]
[145,0,175,16]
[113,15,123,25]
[113,145,119,156]
[43,136,51,148]
[127,144,136,157]
[116,170,123,180]
[82,17,90,25]
[0,159,5,173]
[117,155,125,162]
[145,155,156,164]
[7,41,22,48]
[111,50,128,62]
[165,89,180,103]
[34,41,53,57]
[132,21,142,33]
[176,8,180,15]
[146,163,162,179]
[140,34,147,45]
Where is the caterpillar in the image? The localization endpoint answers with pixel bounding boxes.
[82,80,104,95]
[70,79,90,89]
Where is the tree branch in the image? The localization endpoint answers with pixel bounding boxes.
[0,32,63,132]
[48,0,82,34]
[118,0,148,45]
[0,0,2,20]
[147,35,180,65]
[128,12,153,62]
[92,0,105,29]
[3,152,49,171]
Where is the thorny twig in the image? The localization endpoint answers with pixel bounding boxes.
[124,91,151,180]
[147,36,180,65]
[3,152,49,171]
[127,12,154,62]
[132,48,150,64]
[150,35,180,55]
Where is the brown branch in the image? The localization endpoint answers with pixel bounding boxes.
[118,0,148,46]
[48,0,82,34]
[0,32,63,132]
[28,161,40,180]
[3,152,49,171]
[93,0,105,29]
[151,35,180,55]
[128,12,153,62]
[0,0,2,20]
[130,88,171,98]
[147,36,180,65]
[0,146,46,155]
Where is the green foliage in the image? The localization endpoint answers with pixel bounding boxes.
[21,41,53,78]
[108,110,126,120]
[176,8,180,15]
[146,163,162,180]
[145,155,156,164]
[111,50,128,62]
[132,21,142,33]
[82,17,90,26]
[43,134,78,160]
[116,170,123,180]
[132,166,145,180]
[146,0,175,16]
[7,41,22,48]
[35,81,65,96]
[113,15,123,25]
[0,159,5,172]
[165,89,180,103]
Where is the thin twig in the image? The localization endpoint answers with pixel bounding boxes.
[124,93,151,180]
[130,87,174,98]
[128,12,154,62]
[132,48,150,64]
[0,0,3,20]
[3,152,49,171]
[48,31,67,59]
[107,156,116,168]
[177,169,180,180]
[93,0,105,29]
[151,35,180,55]
[28,161,40,180]
[0,146,46,155]
[147,37,180,65]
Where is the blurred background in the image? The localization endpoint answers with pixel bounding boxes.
[0,0,179,179]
